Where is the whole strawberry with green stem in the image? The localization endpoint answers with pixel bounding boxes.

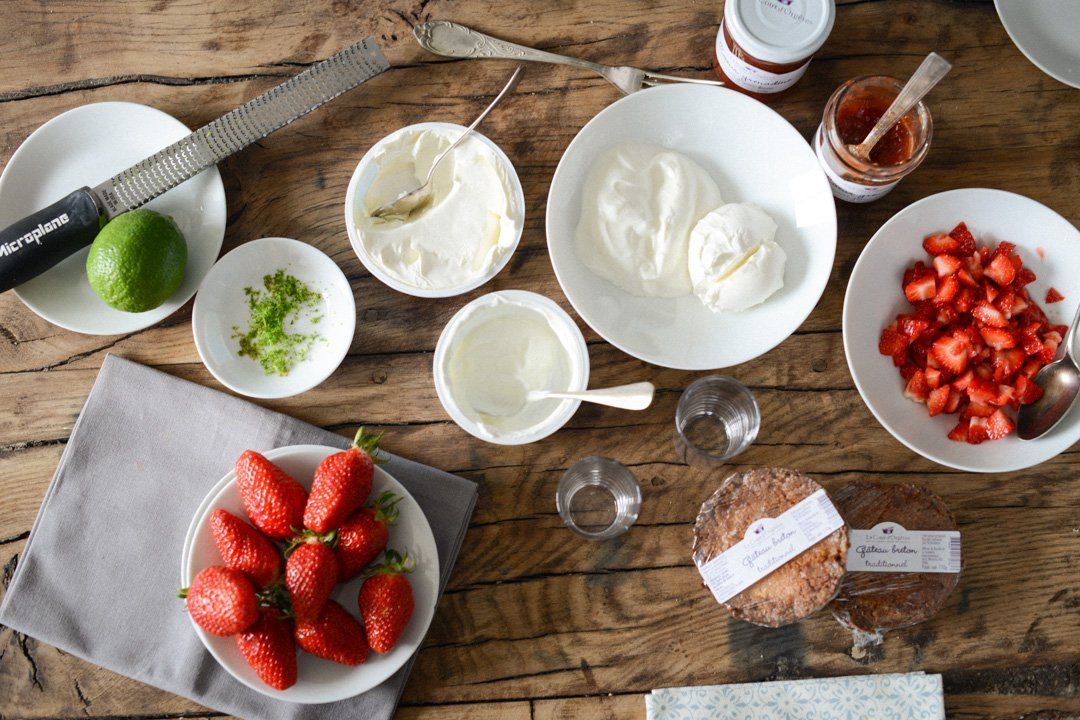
[304,428,383,534]
[357,549,414,653]
[285,536,339,623]
[235,450,308,541]
[335,491,401,581]
[236,608,298,691]
[294,599,369,666]
[209,508,282,587]
[180,565,259,637]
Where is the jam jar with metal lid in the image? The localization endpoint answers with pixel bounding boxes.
[813,75,933,203]
[713,0,836,97]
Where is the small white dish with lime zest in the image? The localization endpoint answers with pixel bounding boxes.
[192,237,355,399]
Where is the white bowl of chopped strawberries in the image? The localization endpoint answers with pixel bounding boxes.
[844,189,1080,472]
[179,430,439,703]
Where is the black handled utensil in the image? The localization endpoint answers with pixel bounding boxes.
[0,37,389,294]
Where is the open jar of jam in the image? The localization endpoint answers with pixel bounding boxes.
[814,76,933,203]
[713,0,835,97]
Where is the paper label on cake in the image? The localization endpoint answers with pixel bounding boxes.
[847,522,961,573]
[696,489,844,604]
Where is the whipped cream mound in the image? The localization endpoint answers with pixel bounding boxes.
[444,296,573,441]
[356,128,519,291]
[574,143,723,297]
[689,203,786,313]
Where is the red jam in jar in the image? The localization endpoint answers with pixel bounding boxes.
[713,0,836,97]
[814,76,933,203]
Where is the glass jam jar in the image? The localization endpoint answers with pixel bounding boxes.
[713,0,835,97]
[814,76,933,203]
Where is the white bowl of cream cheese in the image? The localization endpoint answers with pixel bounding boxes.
[345,122,524,298]
[433,290,589,445]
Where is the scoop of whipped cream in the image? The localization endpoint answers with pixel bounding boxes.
[688,203,786,313]
[356,128,519,292]
[574,143,723,297]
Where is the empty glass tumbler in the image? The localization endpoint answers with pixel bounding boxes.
[674,375,760,466]
[556,456,641,540]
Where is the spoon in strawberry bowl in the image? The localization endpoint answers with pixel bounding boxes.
[1017,301,1080,440]
[847,52,951,162]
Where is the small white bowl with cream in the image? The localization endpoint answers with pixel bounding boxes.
[345,122,524,298]
[434,290,589,445]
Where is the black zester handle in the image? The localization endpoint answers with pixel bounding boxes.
[0,189,101,292]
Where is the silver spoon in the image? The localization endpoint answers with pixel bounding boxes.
[847,52,951,162]
[527,382,655,411]
[1017,302,1080,440]
[368,65,523,220]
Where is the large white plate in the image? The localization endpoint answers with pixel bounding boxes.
[192,237,356,399]
[0,102,226,335]
[844,188,1080,473]
[995,0,1080,89]
[546,84,836,370]
[180,445,439,704]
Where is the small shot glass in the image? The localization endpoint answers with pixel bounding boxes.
[674,375,760,466]
[556,457,641,541]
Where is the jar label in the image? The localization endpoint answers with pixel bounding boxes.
[696,489,844,604]
[716,21,810,94]
[847,523,961,574]
[813,130,899,203]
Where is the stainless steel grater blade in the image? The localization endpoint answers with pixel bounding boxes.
[93,37,389,218]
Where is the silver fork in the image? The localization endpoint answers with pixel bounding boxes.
[414,21,724,95]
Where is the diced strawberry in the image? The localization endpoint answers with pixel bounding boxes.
[892,348,908,367]
[926,352,941,370]
[994,241,1016,258]
[986,409,1014,440]
[965,253,984,282]
[992,383,1016,408]
[934,275,960,305]
[967,416,990,444]
[953,287,976,313]
[1010,295,1029,316]
[933,254,962,277]
[994,288,1016,318]
[991,348,1025,383]
[945,389,962,414]
[923,233,960,255]
[948,419,970,442]
[951,368,975,391]
[904,370,930,403]
[1011,254,1023,271]
[905,275,937,303]
[925,366,943,389]
[936,306,959,325]
[978,246,990,264]
[897,314,932,338]
[985,254,1017,286]
[972,302,1008,328]
[1046,287,1064,303]
[1014,267,1036,287]
[879,327,909,356]
[949,222,977,255]
[931,334,970,374]
[927,386,950,416]
[956,268,977,288]
[903,261,933,287]
[979,327,1017,350]
[1020,332,1044,357]
[974,362,993,380]
[1020,359,1043,379]
[968,378,998,404]
[1016,375,1045,405]
[961,401,995,420]
[984,282,999,304]
[899,363,920,380]
[1049,324,1068,336]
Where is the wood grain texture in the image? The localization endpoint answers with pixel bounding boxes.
[1,0,1079,718]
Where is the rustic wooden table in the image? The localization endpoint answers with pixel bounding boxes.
[1,1,1078,718]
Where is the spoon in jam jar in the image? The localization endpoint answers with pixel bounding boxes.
[847,52,951,162]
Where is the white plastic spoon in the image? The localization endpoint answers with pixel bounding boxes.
[527,381,655,411]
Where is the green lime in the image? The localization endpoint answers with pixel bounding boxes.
[86,209,187,313]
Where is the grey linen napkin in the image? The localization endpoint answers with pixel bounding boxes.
[0,354,477,719]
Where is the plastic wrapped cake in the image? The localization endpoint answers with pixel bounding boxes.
[692,467,849,627]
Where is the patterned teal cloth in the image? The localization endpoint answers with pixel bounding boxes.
[647,672,944,720]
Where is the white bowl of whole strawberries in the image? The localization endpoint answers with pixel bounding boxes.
[179,430,439,703]
[845,189,1080,473]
